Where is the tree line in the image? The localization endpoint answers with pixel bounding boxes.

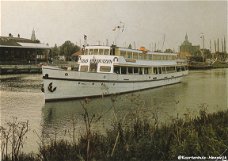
[50,41,81,61]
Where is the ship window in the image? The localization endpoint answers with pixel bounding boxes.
[128,67,133,74]
[120,51,126,57]
[121,66,127,74]
[177,66,181,72]
[134,67,139,74]
[153,55,157,60]
[94,49,98,55]
[143,54,147,60]
[88,49,92,55]
[153,67,158,74]
[162,67,166,74]
[144,68,149,74]
[158,67,162,74]
[138,53,143,60]
[100,66,111,72]
[127,52,132,58]
[167,66,176,73]
[133,52,138,59]
[89,63,97,72]
[85,49,88,55]
[99,49,103,55]
[80,65,88,72]
[104,49,109,55]
[139,67,143,74]
[114,66,120,74]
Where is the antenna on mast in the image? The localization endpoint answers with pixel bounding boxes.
[112,21,125,46]
[84,35,87,46]
[161,34,166,52]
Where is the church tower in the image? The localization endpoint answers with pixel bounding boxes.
[185,33,188,42]
[31,28,36,41]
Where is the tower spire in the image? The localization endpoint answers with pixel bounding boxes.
[31,28,36,41]
[185,33,188,41]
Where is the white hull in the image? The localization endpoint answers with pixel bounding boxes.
[42,66,188,102]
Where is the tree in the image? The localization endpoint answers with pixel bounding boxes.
[164,49,173,53]
[128,44,132,49]
[50,44,60,59]
[60,41,80,61]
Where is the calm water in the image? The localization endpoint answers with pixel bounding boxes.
[0,69,227,153]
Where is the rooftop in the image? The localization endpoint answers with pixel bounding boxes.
[0,36,50,49]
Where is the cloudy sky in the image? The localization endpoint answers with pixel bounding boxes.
[1,1,227,51]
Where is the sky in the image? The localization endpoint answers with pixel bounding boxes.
[1,1,227,51]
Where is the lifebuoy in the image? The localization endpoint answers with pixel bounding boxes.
[113,57,118,62]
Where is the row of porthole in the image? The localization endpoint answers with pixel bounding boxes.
[164,76,176,80]
[66,72,175,80]
[78,82,115,86]
[65,73,108,79]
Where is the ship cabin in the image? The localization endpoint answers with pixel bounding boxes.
[79,45,187,75]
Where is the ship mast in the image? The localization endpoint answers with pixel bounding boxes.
[112,21,125,46]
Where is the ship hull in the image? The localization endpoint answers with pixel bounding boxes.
[42,66,188,102]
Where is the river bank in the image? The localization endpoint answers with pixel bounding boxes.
[1,108,228,161]
[0,61,77,74]
[188,61,228,70]
[0,65,42,74]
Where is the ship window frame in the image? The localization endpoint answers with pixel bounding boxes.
[120,50,126,57]
[166,66,176,73]
[138,53,143,60]
[139,67,143,74]
[89,63,98,72]
[158,67,162,74]
[144,68,149,74]
[162,67,167,74]
[127,52,132,59]
[98,49,104,55]
[80,65,89,72]
[133,52,138,59]
[177,66,182,72]
[100,66,111,72]
[128,67,133,74]
[121,66,127,74]
[94,49,98,55]
[85,49,89,55]
[134,67,139,74]
[153,67,158,74]
[143,54,147,60]
[114,66,121,74]
[104,49,109,55]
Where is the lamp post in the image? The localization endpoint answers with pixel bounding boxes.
[200,33,205,49]
[200,33,205,62]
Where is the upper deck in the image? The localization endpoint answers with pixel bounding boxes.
[83,45,177,61]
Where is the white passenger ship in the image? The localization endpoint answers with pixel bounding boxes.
[42,45,188,102]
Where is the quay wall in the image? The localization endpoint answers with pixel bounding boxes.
[0,65,42,74]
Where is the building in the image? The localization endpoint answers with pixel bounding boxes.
[0,30,50,65]
[179,34,200,59]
